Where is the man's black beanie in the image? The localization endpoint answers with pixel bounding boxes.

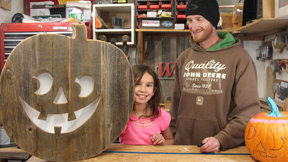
[185,0,220,27]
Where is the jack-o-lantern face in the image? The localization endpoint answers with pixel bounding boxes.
[20,70,99,134]
[0,24,133,161]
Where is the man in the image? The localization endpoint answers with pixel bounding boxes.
[169,0,260,153]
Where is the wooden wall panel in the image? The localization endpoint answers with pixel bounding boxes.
[144,35,191,104]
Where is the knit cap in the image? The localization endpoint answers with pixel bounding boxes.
[185,0,220,27]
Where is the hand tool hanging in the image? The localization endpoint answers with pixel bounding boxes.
[99,35,107,42]
[122,35,129,60]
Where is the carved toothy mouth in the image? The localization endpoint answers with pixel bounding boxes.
[19,97,99,134]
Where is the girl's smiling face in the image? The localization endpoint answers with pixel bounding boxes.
[134,72,155,106]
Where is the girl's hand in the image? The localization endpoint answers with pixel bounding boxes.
[151,133,165,145]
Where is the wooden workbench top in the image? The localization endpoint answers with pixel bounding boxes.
[27,144,256,162]
[0,146,30,160]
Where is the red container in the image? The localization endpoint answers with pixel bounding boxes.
[137,1,148,10]
[149,1,160,9]
[177,1,188,9]
[161,1,172,9]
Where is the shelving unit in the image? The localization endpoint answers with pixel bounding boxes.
[92,4,135,45]
[233,18,288,34]
[136,0,175,29]
[175,0,188,28]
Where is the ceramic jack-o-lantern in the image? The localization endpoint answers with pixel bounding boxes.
[245,97,288,162]
[0,24,133,161]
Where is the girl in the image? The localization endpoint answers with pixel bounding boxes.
[119,64,174,145]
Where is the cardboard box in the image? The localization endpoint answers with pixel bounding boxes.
[175,24,185,30]
[261,0,275,18]
[220,13,233,30]
[232,3,243,30]
[147,11,157,17]
[0,0,11,11]
[139,17,175,29]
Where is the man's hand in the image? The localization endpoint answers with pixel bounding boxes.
[151,133,165,145]
[199,137,221,153]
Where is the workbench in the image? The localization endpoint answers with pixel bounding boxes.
[27,144,256,162]
[0,146,30,162]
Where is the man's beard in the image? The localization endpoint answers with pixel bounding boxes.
[192,24,213,43]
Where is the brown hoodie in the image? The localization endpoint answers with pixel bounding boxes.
[169,34,260,150]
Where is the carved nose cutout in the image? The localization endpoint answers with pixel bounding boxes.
[53,88,68,104]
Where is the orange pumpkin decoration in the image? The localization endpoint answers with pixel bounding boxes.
[245,97,288,162]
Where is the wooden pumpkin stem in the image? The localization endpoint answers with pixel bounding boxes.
[71,24,87,41]
[266,97,285,117]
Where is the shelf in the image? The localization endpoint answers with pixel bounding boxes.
[136,18,288,36]
[136,29,234,33]
[92,4,135,45]
[95,29,133,33]
[233,18,288,34]
[136,29,190,33]
[93,4,133,12]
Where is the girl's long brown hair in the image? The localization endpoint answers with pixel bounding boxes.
[132,64,162,120]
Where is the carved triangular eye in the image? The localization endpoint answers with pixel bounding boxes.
[75,73,94,98]
[33,70,53,95]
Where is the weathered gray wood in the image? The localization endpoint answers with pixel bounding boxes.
[154,38,163,102]
[0,24,133,161]
[177,35,185,58]
[145,36,155,67]
[169,38,177,100]
[144,35,190,104]
[161,37,171,101]
[184,38,191,50]
[154,38,162,73]
[0,147,30,160]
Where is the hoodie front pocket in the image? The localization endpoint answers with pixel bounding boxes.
[175,114,221,145]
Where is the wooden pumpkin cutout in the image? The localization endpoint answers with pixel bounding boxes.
[0,24,134,161]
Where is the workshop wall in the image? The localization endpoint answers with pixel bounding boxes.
[2,1,284,105]
[243,40,264,99]
[262,34,288,104]
[0,0,24,24]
